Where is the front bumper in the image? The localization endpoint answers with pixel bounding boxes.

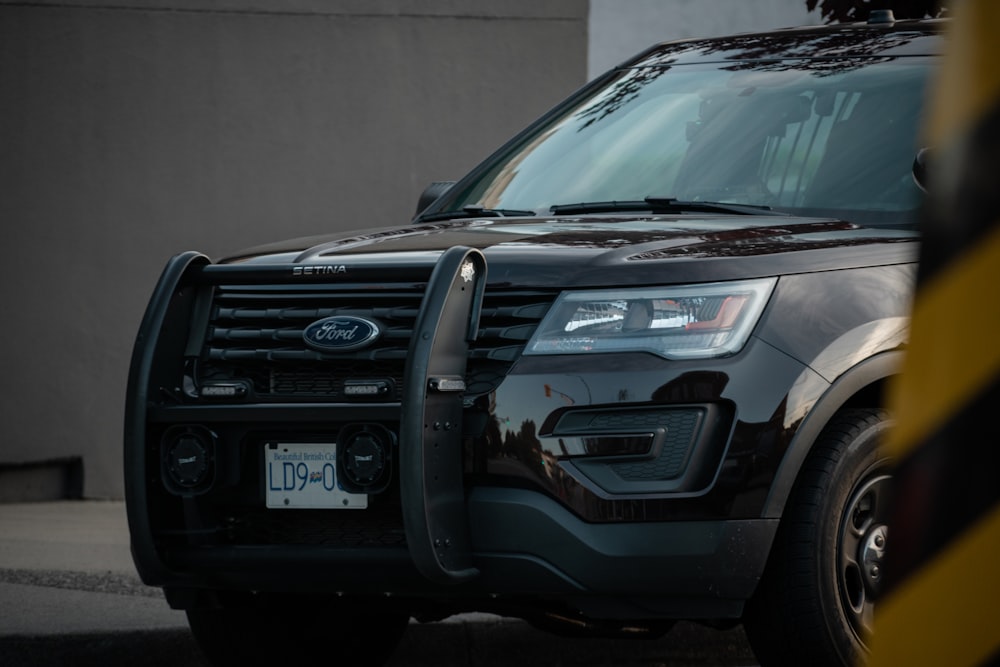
[125,248,792,622]
[153,486,775,620]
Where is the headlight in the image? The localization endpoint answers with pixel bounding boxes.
[525,278,776,360]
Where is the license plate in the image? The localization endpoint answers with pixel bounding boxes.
[264,443,367,509]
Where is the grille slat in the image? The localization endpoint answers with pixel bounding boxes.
[195,287,555,401]
[477,324,538,342]
[210,327,306,341]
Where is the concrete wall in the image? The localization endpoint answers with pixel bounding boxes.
[0,0,587,499]
[589,0,820,78]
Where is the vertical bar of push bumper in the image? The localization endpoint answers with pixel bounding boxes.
[400,246,486,583]
[124,251,210,585]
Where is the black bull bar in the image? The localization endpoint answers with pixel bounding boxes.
[400,246,485,584]
[125,246,488,586]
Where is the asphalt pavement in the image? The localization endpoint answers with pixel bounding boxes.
[0,500,758,666]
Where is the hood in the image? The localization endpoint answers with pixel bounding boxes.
[218,215,919,288]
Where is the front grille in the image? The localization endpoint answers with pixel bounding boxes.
[193,286,555,401]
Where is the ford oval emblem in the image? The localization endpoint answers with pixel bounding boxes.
[303,316,381,352]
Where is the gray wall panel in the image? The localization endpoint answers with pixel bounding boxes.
[0,0,587,498]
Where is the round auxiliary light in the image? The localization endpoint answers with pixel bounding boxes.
[161,426,215,493]
[342,431,387,487]
[167,436,209,487]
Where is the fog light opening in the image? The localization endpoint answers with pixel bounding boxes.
[580,434,655,457]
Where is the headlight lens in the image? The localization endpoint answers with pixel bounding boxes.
[525,278,776,359]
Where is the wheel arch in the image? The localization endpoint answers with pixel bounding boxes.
[761,350,903,519]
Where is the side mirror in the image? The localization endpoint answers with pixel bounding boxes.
[912,147,931,193]
[414,181,456,218]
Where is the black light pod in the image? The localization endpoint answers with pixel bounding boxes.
[337,423,395,494]
[160,425,217,495]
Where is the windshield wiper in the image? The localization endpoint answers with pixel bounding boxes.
[415,205,537,223]
[549,197,786,216]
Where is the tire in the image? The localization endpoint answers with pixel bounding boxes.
[743,408,892,667]
[186,594,410,667]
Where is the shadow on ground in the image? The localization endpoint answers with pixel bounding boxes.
[0,621,756,667]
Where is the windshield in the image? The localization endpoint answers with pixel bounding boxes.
[433,57,931,227]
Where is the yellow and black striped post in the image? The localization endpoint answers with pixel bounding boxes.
[869,2,1000,665]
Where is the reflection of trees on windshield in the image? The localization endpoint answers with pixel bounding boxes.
[575,67,671,131]
[806,0,946,22]
[575,30,929,131]
[435,23,935,225]
[643,30,924,72]
[707,32,920,75]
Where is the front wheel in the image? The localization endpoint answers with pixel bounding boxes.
[186,594,410,667]
[743,408,893,667]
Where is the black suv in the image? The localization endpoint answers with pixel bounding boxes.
[125,15,943,667]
